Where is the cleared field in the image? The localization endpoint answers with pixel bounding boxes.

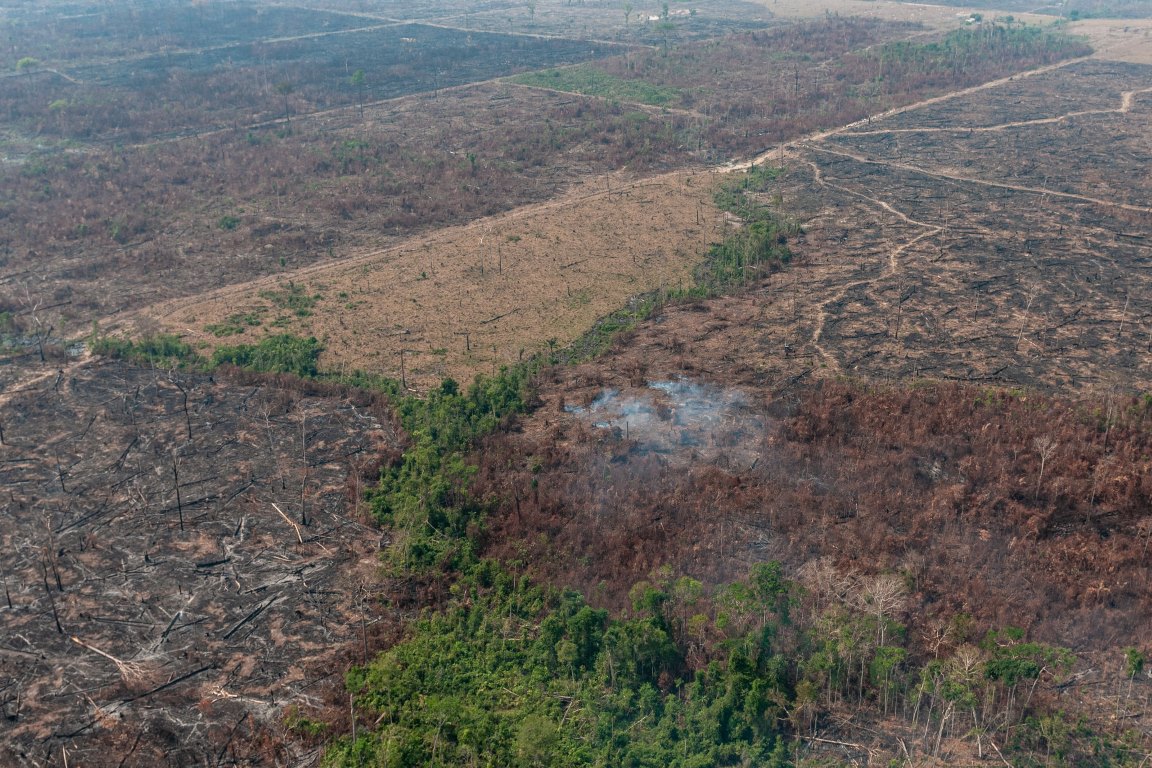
[305,0,779,43]
[1070,16,1152,64]
[585,56,1152,394]
[134,173,719,392]
[0,2,378,68]
[0,81,698,339]
[0,362,399,766]
[14,15,1036,345]
[885,0,1152,17]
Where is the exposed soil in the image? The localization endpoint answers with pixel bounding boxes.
[727,57,1152,393]
[0,361,400,767]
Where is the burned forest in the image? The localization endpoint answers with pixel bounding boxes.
[3,0,1152,766]
[0,363,398,765]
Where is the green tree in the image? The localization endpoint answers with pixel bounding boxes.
[515,714,557,767]
[350,68,366,118]
[15,56,39,96]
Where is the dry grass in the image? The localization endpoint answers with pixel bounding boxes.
[1073,17,1152,64]
[135,172,720,390]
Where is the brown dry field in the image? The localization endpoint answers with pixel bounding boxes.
[1073,17,1152,64]
[759,0,1049,27]
[133,172,719,391]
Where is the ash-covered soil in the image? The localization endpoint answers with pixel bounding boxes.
[0,361,398,767]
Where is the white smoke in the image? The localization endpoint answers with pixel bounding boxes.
[565,377,765,470]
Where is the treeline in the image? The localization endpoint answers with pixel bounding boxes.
[90,331,325,377]
[698,165,800,292]
[327,489,1138,767]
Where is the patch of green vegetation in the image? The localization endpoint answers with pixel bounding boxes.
[330,369,404,396]
[284,707,329,739]
[368,368,534,572]
[510,65,680,107]
[328,542,1088,768]
[332,138,376,173]
[89,332,198,367]
[693,165,799,293]
[560,293,662,365]
[20,157,55,178]
[91,328,402,407]
[566,288,592,308]
[212,334,323,377]
[0,311,22,353]
[869,21,1092,72]
[260,281,321,317]
[204,310,264,337]
[327,562,795,768]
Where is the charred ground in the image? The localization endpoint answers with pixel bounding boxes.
[0,362,400,766]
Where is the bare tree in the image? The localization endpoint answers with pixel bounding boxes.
[858,573,907,646]
[1088,454,1114,523]
[1034,436,1058,501]
[19,280,61,363]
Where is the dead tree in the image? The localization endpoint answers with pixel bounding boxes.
[1034,436,1057,501]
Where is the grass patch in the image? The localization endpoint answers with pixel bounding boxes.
[259,281,321,317]
[204,310,264,337]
